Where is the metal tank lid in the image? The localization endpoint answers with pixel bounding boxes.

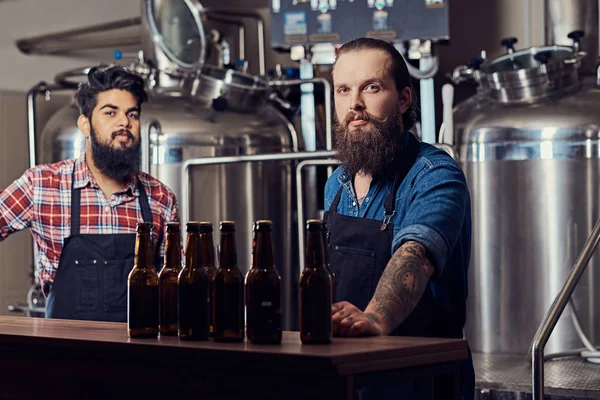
[480,44,583,104]
[452,35,587,105]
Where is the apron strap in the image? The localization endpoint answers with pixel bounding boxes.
[136,177,153,223]
[329,186,344,212]
[70,166,81,236]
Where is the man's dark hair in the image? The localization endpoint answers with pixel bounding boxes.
[333,37,418,131]
[75,65,148,120]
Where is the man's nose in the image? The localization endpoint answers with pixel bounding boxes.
[350,92,365,111]
[117,112,131,128]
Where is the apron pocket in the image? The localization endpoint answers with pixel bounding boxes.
[103,259,132,313]
[331,245,376,311]
[75,261,100,312]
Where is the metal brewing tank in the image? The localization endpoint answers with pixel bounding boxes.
[39,67,296,329]
[451,40,600,355]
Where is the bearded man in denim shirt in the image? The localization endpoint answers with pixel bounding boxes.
[324,37,475,400]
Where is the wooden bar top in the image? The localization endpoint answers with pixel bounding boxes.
[0,315,467,376]
[0,316,469,399]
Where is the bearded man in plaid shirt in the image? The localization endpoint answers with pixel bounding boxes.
[0,65,179,322]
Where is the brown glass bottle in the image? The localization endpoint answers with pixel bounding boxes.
[158,222,181,336]
[128,222,159,338]
[245,220,282,344]
[213,221,245,342]
[199,223,217,337]
[322,223,337,304]
[299,219,332,344]
[178,222,210,341]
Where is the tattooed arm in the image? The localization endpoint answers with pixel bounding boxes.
[364,240,435,334]
[332,240,435,337]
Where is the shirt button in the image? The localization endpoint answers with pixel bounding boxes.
[365,197,370,202]
[104,206,110,213]
[352,201,356,207]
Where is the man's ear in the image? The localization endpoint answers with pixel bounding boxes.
[77,115,90,138]
[398,87,412,114]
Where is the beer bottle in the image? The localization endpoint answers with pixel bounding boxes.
[198,223,217,337]
[299,219,332,344]
[213,221,244,342]
[128,222,159,338]
[158,222,181,336]
[178,222,210,341]
[245,220,282,344]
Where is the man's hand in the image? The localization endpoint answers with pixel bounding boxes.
[331,301,385,337]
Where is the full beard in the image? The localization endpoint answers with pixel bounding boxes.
[90,126,141,183]
[334,109,405,178]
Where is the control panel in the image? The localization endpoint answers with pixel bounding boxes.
[270,0,449,48]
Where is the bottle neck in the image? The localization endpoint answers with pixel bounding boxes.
[135,231,152,270]
[164,231,181,270]
[305,230,327,270]
[219,232,237,269]
[185,232,200,269]
[252,231,274,270]
[199,232,215,267]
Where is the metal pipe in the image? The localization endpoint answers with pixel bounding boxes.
[433,143,458,161]
[531,215,600,399]
[201,9,266,76]
[206,16,246,61]
[269,78,333,151]
[26,82,69,168]
[26,82,74,295]
[26,83,45,168]
[20,37,141,56]
[181,151,337,225]
[272,107,300,152]
[142,120,161,174]
[296,158,341,276]
[16,17,141,55]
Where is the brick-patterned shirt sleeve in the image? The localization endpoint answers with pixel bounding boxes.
[0,170,35,241]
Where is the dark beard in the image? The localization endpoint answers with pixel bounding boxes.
[334,109,405,178]
[90,126,140,183]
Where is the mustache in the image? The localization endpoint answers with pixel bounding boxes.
[111,129,134,141]
[343,111,372,126]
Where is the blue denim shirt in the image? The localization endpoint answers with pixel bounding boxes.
[324,140,472,334]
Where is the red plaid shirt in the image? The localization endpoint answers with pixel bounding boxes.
[0,154,179,294]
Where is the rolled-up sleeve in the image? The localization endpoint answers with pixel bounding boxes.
[393,161,468,276]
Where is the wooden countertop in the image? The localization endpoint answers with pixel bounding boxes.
[0,315,467,376]
[0,316,469,399]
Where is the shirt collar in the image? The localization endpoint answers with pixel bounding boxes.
[72,153,139,196]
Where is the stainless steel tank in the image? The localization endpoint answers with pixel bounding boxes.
[38,0,299,329]
[451,39,600,355]
[40,70,297,328]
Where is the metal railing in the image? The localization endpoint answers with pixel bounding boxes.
[531,216,600,399]
[180,151,338,226]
